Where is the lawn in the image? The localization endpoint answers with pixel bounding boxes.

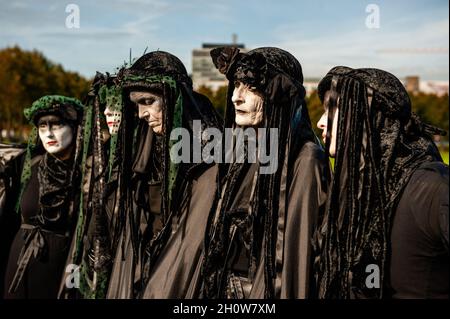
[441,150,449,165]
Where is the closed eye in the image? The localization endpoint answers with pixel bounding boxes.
[138,98,155,105]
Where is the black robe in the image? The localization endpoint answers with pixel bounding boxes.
[4,156,77,299]
[390,161,449,298]
[107,165,218,299]
[141,165,218,298]
[204,141,328,298]
[0,144,24,297]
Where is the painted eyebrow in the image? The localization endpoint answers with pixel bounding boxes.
[37,118,62,126]
[136,97,156,103]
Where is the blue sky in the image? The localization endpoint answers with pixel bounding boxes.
[0,0,448,80]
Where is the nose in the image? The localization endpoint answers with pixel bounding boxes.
[317,112,327,131]
[44,127,55,138]
[138,105,149,120]
[104,107,112,117]
[231,87,244,106]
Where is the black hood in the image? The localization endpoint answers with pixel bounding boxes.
[315,66,446,299]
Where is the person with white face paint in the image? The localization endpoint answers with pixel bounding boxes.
[314,67,448,299]
[104,106,122,136]
[231,81,264,127]
[103,51,222,299]
[129,90,164,134]
[37,114,74,160]
[200,46,329,299]
[2,95,84,299]
[316,90,339,157]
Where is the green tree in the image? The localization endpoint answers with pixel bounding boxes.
[0,46,90,138]
[196,85,228,117]
[409,92,449,141]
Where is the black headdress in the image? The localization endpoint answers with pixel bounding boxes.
[10,96,84,295]
[117,51,222,291]
[74,72,124,299]
[202,47,320,298]
[18,95,84,221]
[314,66,446,298]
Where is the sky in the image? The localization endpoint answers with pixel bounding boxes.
[0,0,448,81]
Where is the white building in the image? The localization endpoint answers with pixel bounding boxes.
[192,42,247,92]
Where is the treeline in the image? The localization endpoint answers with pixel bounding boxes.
[0,46,90,131]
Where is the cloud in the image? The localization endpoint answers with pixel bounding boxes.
[0,0,447,81]
[271,17,449,80]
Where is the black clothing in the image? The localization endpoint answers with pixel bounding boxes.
[390,161,449,299]
[106,51,223,299]
[203,47,328,299]
[315,66,447,299]
[4,158,74,299]
[0,144,25,297]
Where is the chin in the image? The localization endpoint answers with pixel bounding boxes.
[235,117,251,127]
[45,147,60,154]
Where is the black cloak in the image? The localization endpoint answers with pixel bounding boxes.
[200,47,329,299]
[314,66,448,299]
[106,51,222,298]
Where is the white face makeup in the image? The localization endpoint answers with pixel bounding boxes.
[231,81,264,127]
[104,106,122,135]
[130,91,164,134]
[317,90,339,157]
[37,115,74,158]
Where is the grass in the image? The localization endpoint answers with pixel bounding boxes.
[441,150,449,165]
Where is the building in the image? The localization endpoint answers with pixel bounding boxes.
[404,76,449,96]
[192,40,247,92]
[405,76,420,94]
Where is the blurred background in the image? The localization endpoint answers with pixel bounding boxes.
[0,0,448,162]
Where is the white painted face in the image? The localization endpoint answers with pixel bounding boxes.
[104,106,122,135]
[317,90,339,157]
[231,81,264,127]
[130,91,164,134]
[37,114,74,158]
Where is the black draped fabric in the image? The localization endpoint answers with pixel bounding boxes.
[314,66,447,299]
[37,153,74,228]
[0,144,24,297]
[390,161,448,298]
[201,47,329,299]
[106,51,222,298]
[141,164,218,298]
[2,96,84,299]
[4,154,78,299]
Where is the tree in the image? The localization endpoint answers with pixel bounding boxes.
[0,46,90,136]
[409,92,449,141]
[196,85,227,117]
